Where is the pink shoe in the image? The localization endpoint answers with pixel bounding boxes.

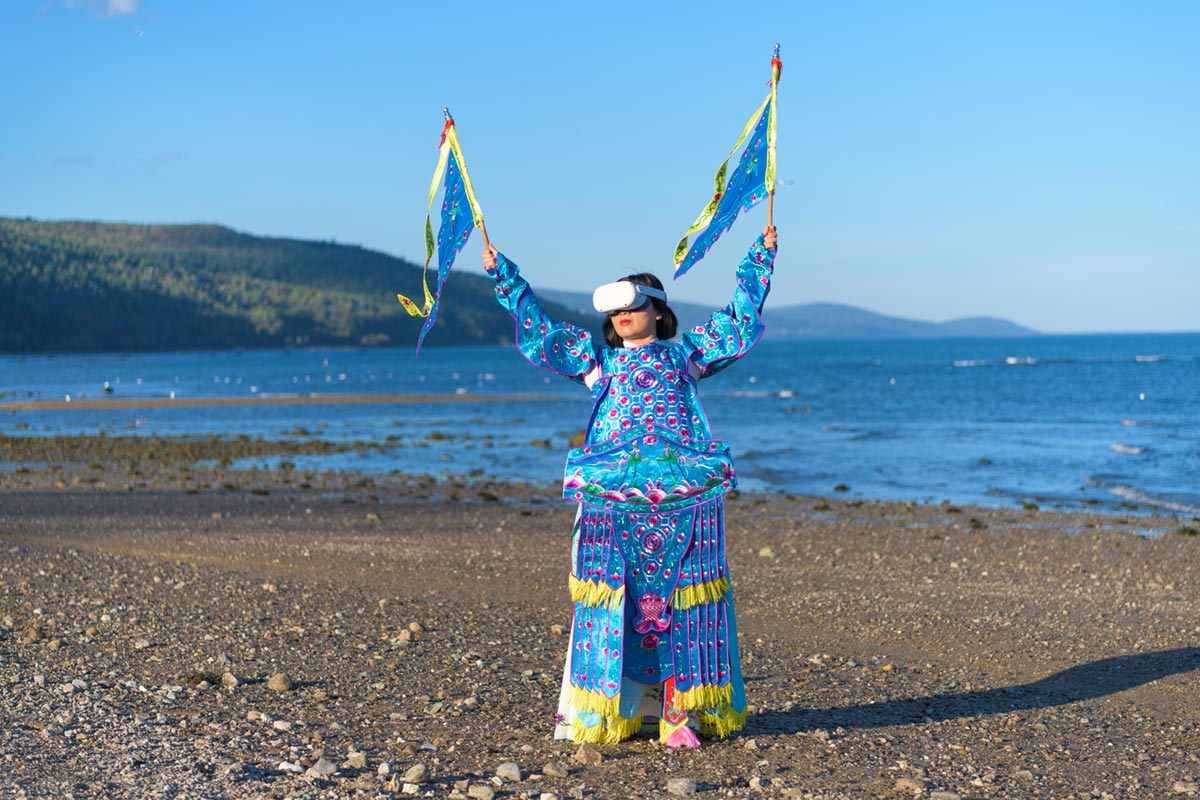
[664,725,701,749]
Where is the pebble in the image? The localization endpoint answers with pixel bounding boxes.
[468,785,496,800]
[497,761,523,782]
[221,672,242,688]
[930,792,961,800]
[278,760,304,774]
[666,777,697,797]
[1175,782,1198,795]
[342,751,367,769]
[895,777,926,794]
[404,763,429,784]
[306,757,338,778]
[543,762,569,778]
[133,638,151,649]
[574,743,602,765]
[266,672,294,692]
[402,784,419,795]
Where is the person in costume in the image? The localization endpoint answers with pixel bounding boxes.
[481,225,777,748]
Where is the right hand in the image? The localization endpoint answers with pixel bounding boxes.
[762,225,777,250]
[482,244,498,272]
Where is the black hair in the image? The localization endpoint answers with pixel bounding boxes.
[600,272,679,348]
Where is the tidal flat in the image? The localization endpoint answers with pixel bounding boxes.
[2,434,1200,799]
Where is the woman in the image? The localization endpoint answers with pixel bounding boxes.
[482,225,777,747]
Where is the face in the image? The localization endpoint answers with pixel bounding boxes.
[608,302,661,345]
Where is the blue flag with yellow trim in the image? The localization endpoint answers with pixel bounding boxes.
[398,113,485,355]
[674,51,780,278]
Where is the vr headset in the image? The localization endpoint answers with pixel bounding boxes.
[592,281,667,314]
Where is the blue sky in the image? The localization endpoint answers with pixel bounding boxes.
[2,0,1197,333]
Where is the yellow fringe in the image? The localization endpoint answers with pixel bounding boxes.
[606,712,644,743]
[569,685,621,718]
[697,706,748,738]
[571,712,643,744]
[674,682,733,711]
[569,575,625,609]
[672,577,729,610]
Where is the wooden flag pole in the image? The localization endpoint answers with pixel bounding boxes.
[767,42,781,230]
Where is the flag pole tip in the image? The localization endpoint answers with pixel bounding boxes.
[442,107,451,119]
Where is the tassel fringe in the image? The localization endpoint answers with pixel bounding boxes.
[568,685,621,718]
[697,706,747,738]
[571,712,643,744]
[569,575,625,609]
[674,682,733,711]
[672,577,729,610]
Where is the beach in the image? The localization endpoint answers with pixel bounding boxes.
[3,437,1200,799]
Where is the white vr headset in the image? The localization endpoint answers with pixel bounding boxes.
[592,281,667,314]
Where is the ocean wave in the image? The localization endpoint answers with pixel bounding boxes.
[1135,354,1166,363]
[1004,356,1038,366]
[1121,419,1161,428]
[1109,443,1146,456]
[952,360,990,368]
[1105,484,1200,515]
[729,390,799,399]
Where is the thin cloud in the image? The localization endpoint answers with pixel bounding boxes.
[64,0,141,17]
[105,0,139,15]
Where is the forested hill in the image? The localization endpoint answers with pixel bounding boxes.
[0,218,593,353]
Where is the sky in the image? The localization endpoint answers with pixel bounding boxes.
[2,1,1197,334]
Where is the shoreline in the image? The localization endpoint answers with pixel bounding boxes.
[3,430,1197,525]
[0,392,560,412]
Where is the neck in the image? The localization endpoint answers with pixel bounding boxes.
[622,336,658,348]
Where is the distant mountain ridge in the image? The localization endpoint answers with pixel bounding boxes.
[1,217,1033,354]
[0,217,594,353]
[537,290,1036,340]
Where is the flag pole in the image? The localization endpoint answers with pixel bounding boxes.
[767,43,781,230]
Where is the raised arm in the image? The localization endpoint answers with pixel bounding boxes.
[482,244,598,381]
[678,225,777,379]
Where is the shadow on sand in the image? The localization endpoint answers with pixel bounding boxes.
[753,647,1200,734]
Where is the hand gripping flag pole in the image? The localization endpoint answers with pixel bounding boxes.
[397,108,487,354]
[673,44,781,279]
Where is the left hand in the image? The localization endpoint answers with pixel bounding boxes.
[762,225,777,249]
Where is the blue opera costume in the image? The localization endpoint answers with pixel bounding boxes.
[489,235,776,744]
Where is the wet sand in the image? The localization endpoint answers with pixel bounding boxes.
[2,437,1200,799]
[0,392,556,412]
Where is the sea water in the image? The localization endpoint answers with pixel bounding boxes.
[1,334,1197,516]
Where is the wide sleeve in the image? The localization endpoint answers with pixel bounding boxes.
[677,234,776,379]
[490,252,598,382]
